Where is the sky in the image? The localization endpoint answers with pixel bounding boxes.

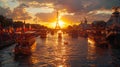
[0,0,120,28]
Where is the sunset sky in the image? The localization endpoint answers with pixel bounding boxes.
[0,0,120,28]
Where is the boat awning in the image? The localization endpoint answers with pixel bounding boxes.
[25,31,36,34]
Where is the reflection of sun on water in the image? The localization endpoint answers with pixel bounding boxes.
[57,30,62,34]
[88,38,95,47]
[58,65,64,67]
[87,37,96,67]
[54,32,67,67]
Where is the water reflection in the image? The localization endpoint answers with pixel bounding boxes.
[14,56,33,67]
[26,32,68,67]
[87,37,114,66]
[54,31,67,67]
[1,33,120,67]
[87,38,96,66]
[110,48,120,66]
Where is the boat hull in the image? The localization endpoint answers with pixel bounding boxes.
[88,34,108,48]
[106,33,120,48]
[14,38,36,56]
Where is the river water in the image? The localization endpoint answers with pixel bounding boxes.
[0,33,120,67]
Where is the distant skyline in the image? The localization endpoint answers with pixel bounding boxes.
[0,0,120,28]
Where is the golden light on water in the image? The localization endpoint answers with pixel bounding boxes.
[88,38,95,45]
[87,37,96,64]
[58,65,64,67]
[57,30,62,33]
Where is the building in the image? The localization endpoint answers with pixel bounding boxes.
[79,17,90,30]
[107,7,120,27]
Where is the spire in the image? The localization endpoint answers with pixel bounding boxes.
[84,17,87,24]
[23,20,26,32]
[24,20,25,24]
[55,11,61,30]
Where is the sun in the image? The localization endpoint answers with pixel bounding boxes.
[59,20,65,28]
[50,20,66,28]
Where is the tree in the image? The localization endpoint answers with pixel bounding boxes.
[0,15,14,28]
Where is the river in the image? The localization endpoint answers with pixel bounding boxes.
[0,33,120,67]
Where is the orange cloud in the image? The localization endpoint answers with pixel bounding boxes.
[35,12,56,22]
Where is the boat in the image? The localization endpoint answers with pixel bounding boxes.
[39,29,47,38]
[106,26,120,48]
[106,7,120,48]
[88,25,108,48]
[68,29,79,38]
[58,32,62,38]
[14,31,36,56]
[51,30,54,35]
[57,30,63,39]
[88,35,108,48]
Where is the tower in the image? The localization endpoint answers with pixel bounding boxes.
[84,17,87,24]
[55,11,61,30]
[22,20,26,32]
[23,20,25,29]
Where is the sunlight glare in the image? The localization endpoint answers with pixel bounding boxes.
[58,65,64,67]
[51,20,67,28]
[59,20,65,28]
